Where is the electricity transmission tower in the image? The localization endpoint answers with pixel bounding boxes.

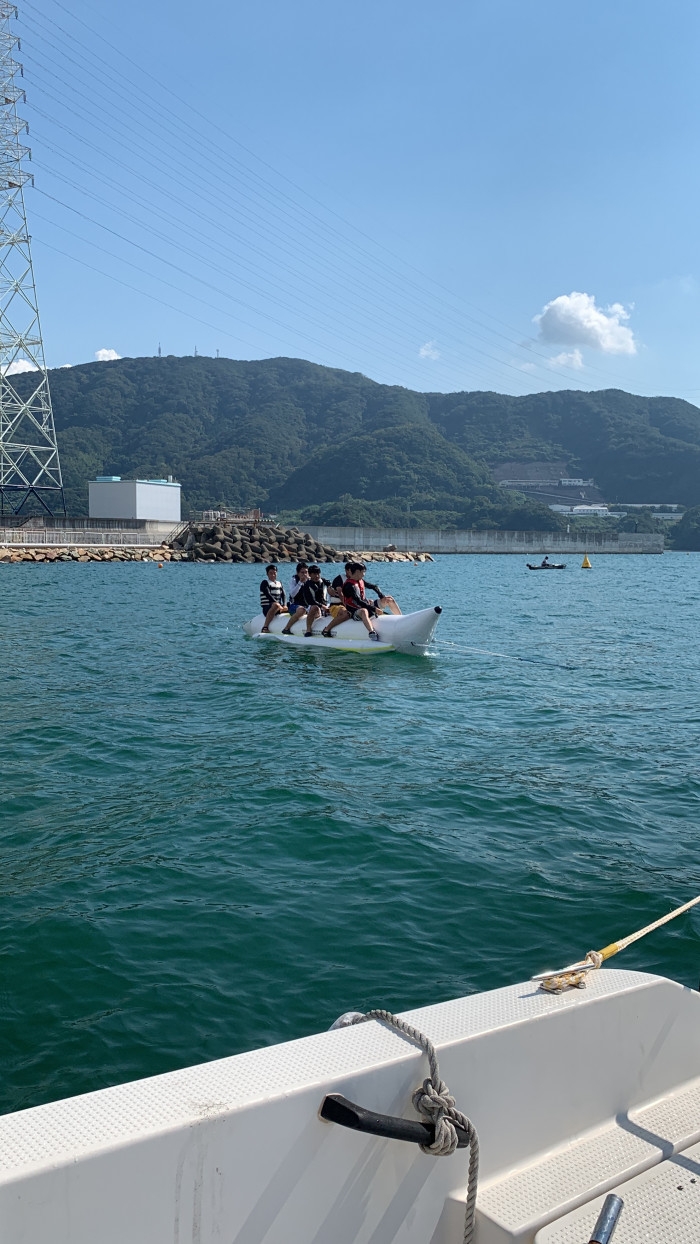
[0,1,64,516]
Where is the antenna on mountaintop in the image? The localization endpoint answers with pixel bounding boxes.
[0,2,64,517]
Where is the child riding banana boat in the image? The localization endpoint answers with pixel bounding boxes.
[245,561,441,654]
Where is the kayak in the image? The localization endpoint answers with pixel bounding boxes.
[527,563,566,570]
[242,606,442,653]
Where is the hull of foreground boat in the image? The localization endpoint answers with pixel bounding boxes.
[242,604,442,653]
[3,969,700,1243]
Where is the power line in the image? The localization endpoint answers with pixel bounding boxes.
[22,56,541,389]
[33,197,396,375]
[19,0,639,398]
[18,2,611,391]
[23,78,543,392]
[33,234,278,352]
[24,89,534,390]
[32,161,539,394]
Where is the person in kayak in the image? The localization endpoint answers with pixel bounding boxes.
[259,564,287,633]
[295,566,332,636]
[281,564,310,634]
[541,555,551,567]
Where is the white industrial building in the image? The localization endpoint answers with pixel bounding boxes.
[549,504,618,517]
[88,476,181,522]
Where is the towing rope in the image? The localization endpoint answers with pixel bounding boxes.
[534,893,700,992]
[419,638,577,671]
[352,1009,479,1244]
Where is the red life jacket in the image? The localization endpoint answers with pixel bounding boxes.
[342,577,367,610]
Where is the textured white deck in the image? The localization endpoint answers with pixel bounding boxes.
[537,1139,700,1242]
[2,969,700,1243]
[0,968,661,1179]
[476,1075,700,1241]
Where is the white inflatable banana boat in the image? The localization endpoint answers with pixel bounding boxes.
[243,606,442,653]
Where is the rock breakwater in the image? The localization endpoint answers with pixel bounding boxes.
[171,521,339,563]
[0,523,435,564]
[169,521,433,564]
[0,546,171,563]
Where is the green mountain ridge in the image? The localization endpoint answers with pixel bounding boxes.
[20,355,700,528]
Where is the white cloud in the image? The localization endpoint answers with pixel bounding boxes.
[548,348,584,370]
[519,361,537,373]
[95,348,121,362]
[534,291,636,355]
[3,358,38,376]
[419,340,440,360]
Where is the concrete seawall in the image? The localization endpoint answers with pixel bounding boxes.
[300,527,665,555]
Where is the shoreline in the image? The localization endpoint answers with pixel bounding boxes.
[0,545,432,564]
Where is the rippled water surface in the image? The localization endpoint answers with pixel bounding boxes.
[2,553,700,1115]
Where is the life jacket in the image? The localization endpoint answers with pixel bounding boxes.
[342,577,367,611]
[260,578,284,610]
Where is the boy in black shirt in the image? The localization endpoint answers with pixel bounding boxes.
[330,562,354,602]
[338,562,381,641]
[296,566,332,636]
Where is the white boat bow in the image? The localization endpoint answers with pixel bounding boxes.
[243,604,442,653]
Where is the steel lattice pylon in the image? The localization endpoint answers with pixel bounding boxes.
[0,1,64,516]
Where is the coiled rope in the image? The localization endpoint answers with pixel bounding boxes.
[352,1009,479,1244]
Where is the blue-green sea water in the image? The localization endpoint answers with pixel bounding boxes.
[2,553,700,1116]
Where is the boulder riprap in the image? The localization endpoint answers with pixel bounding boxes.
[0,546,173,563]
[0,523,435,564]
[339,550,434,563]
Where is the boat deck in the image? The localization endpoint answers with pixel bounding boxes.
[538,1140,700,1242]
[473,1074,700,1241]
[2,968,699,1242]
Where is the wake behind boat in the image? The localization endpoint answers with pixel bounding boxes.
[243,605,442,653]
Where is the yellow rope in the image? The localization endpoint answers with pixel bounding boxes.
[534,894,700,993]
[598,893,700,958]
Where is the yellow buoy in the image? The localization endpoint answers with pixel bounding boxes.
[581,553,591,569]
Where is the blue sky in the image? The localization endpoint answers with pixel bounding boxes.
[14,0,700,399]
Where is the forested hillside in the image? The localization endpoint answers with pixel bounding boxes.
[24,355,700,527]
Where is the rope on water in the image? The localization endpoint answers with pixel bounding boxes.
[429,638,576,671]
[352,1008,479,1244]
